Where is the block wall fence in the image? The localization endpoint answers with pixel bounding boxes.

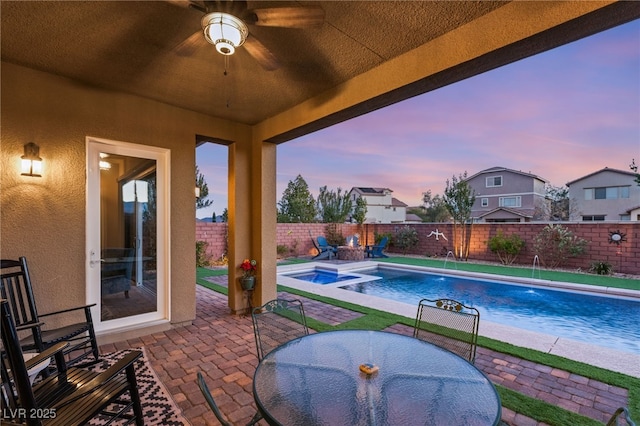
[196,222,640,275]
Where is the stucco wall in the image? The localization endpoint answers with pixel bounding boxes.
[198,222,639,275]
[0,62,243,336]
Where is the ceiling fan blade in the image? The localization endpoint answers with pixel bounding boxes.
[174,30,206,56]
[165,0,206,12]
[243,37,279,71]
[247,6,324,28]
[164,0,192,8]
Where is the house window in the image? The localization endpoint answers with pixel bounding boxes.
[585,186,630,200]
[481,198,488,207]
[486,176,502,187]
[582,215,605,221]
[499,196,521,208]
[620,186,630,198]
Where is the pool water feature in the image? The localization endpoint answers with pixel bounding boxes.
[279,264,640,355]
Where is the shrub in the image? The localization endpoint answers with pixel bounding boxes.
[196,241,211,267]
[373,232,393,245]
[590,261,612,275]
[324,223,345,246]
[487,230,525,265]
[394,226,419,254]
[532,224,588,268]
[276,245,289,257]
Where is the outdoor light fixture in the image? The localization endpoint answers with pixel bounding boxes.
[195,186,201,198]
[21,142,42,177]
[99,153,112,170]
[202,12,248,55]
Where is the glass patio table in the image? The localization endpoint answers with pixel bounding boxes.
[253,330,501,426]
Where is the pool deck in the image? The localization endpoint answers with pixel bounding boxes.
[278,261,640,378]
[101,284,636,426]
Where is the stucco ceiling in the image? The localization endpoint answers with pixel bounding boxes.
[1,1,638,137]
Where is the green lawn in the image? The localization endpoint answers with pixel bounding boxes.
[376,256,640,290]
[196,257,639,425]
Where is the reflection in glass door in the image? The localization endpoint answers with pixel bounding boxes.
[87,138,169,333]
[100,156,157,321]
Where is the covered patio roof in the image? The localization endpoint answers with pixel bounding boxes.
[2,1,637,141]
[1,1,638,336]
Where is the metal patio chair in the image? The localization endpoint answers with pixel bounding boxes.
[0,299,144,426]
[0,257,100,368]
[197,372,262,426]
[252,298,309,361]
[413,298,480,363]
[197,372,232,426]
[607,407,636,426]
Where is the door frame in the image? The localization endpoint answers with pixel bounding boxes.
[86,136,171,334]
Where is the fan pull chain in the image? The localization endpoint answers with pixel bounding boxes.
[224,56,231,108]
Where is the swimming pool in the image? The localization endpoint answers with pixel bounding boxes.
[279,264,640,355]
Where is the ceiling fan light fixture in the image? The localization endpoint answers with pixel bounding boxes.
[202,12,248,56]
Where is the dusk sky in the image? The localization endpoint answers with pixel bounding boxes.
[196,19,639,219]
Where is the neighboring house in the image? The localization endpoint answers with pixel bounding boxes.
[567,167,640,221]
[465,167,548,222]
[404,213,423,223]
[349,187,407,223]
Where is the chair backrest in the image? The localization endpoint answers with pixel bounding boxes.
[413,298,480,363]
[377,236,388,249]
[317,236,330,248]
[0,258,42,338]
[197,372,232,426]
[0,298,40,414]
[252,298,309,360]
[607,407,636,426]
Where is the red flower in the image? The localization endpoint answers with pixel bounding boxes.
[239,259,257,278]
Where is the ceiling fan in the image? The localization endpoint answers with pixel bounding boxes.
[167,1,325,71]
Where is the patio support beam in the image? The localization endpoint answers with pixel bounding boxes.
[228,132,277,313]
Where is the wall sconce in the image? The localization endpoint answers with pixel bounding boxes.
[99,153,112,170]
[21,142,42,177]
[195,187,201,198]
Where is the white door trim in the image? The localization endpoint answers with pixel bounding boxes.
[86,137,171,333]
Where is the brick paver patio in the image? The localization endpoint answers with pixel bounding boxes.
[99,285,630,425]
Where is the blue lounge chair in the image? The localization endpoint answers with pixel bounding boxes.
[316,236,338,260]
[365,236,389,258]
[310,231,337,260]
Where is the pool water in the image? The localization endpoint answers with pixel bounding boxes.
[287,270,360,285]
[332,267,640,355]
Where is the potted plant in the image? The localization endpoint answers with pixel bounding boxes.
[239,258,257,290]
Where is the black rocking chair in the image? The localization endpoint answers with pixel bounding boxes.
[0,257,100,368]
[1,299,144,426]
